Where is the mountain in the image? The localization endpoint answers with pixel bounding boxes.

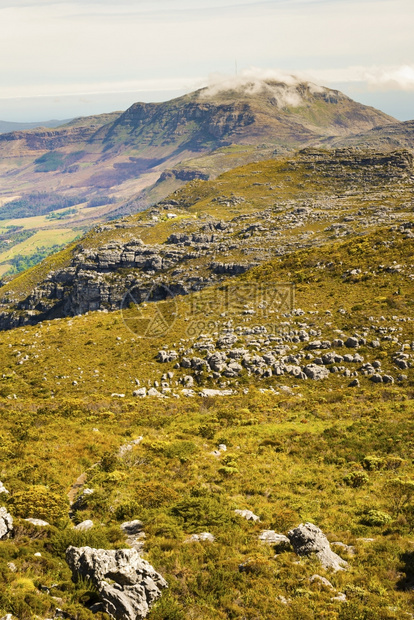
[0,80,396,206]
[0,79,401,280]
[0,141,413,619]
[0,118,72,134]
[0,145,412,329]
[322,119,414,151]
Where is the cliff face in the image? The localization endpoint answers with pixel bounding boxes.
[0,79,402,222]
[0,147,412,331]
[0,126,98,151]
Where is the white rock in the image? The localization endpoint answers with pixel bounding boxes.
[75,520,94,531]
[199,388,233,397]
[186,532,215,543]
[235,509,260,522]
[0,482,9,495]
[0,507,13,540]
[133,387,147,397]
[66,546,167,620]
[147,388,165,398]
[24,518,50,527]
[288,523,348,572]
[259,530,291,550]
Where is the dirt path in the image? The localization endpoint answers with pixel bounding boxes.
[67,472,88,505]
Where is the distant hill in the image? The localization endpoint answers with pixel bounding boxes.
[0,78,403,269]
[322,119,414,151]
[0,118,71,134]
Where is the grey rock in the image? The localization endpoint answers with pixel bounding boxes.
[370,373,383,383]
[66,546,167,620]
[345,337,359,348]
[348,379,360,387]
[0,482,9,495]
[234,509,260,522]
[75,520,94,531]
[309,574,334,589]
[133,388,147,398]
[259,530,291,551]
[186,532,215,542]
[0,507,13,540]
[24,518,50,527]
[303,364,330,380]
[121,520,144,536]
[287,523,348,571]
[382,374,394,384]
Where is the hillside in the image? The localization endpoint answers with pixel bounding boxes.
[0,79,397,214]
[324,120,414,152]
[0,203,413,618]
[0,145,412,329]
[0,79,401,280]
[0,119,71,134]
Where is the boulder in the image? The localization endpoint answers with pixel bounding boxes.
[199,389,233,397]
[234,509,260,522]
[0,482,9,495]
[133,388,147,398]
[75,520,94,531]
[66,546,167,620]
[259,530,291,551]
[121,520,144,536]
[24,518,50,527]
[345,337,359,348]
[186,532,215,543]
[309,574,334,589]
[287,523,347,571]
[0,507,13,540]
[303,364,330,380]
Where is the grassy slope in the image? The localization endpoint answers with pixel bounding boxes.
[5,145,411,301]
[0,226,413,618]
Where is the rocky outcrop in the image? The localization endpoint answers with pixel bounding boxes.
[0,507,13,540]
[66,546,167,620]
[287,523,348,571]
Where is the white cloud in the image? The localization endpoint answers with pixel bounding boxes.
[200,68,325,106]
[0,77,204,100]
[307,65,414,91]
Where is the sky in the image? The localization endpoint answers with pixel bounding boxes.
[0,0,413,122]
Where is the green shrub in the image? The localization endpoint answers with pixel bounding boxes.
[100,452,119,473]
[344,472,369,488]
[135,481,178,508]
[362,456,384,471]
[49,525,111,557]
[170,495,231,532]
[164,440,198,461]
[114,500,140,521]
[9,485,69,525]
[361,510,392,526]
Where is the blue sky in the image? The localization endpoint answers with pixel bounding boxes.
[0,0,413,121]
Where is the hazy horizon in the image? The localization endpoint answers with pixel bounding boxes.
[0,0,413,123]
